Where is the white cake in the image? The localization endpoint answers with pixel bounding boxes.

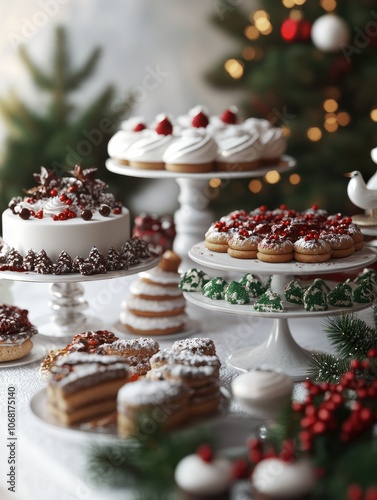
[2,207,130,261]
[1,165,137,273]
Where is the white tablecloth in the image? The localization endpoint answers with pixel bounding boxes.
[0,275,368,500]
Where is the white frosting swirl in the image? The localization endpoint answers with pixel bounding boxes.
[107,129,149,159]
[242,117,272,133]
[14,200,43,214]
[126,132,174,163]
[216,128,262,163]
[130,280,183,297]
[174,455,233,495]
[259,127,287,159]
[163,129,217,164]
[252,458,316,497]
[42,196,76,217]
[232,369,292,400]
[120,311,187,330]
[123,296,186,312]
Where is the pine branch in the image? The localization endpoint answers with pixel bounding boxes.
[0,92,45,139]
[307,353,351,384]
[325,314,377,360]
[67,48,102,91]
[18,46,53,90]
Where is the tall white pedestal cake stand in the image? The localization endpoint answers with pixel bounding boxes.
[186,242,377,381]
[0,257,159,339]
[106,157,296,269]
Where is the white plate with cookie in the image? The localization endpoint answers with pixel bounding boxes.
[0,336,57,369]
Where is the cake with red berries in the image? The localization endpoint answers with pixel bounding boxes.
[1,166,151,275]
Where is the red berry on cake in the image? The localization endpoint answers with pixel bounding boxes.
[220,106,238,124]
[192,110,209,128]
[155,115,173,135]
[133,122,146,132]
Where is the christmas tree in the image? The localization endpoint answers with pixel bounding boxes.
[207,1,377,215]
[0,26,133,219]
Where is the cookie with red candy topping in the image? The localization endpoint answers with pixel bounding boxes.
[257,234,294,263]
[319,229,355,258]
[227,229,261,259]
[293,231,331,263]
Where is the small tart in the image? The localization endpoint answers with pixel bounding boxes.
[202,277,228,300]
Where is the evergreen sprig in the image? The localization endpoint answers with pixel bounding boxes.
[308,307,377,382]
[87,418,213,499]
[325,313,376,359]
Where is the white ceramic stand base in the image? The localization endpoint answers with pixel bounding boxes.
[187,242,377,381]
[227,318,312,381]
[0,258,159,339]
[106,157,296,270]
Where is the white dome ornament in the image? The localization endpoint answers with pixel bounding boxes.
[311,14,350,52]
[345,170,377,226]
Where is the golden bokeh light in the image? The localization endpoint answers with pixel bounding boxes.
[337,112,351,126]
[325,114,337,125]
[281,126,291,137]
[248,179,263,193]
[324,121,339,132]
[307,127,322,142]
[244,25,260,40]
[282,0,295,6]
[252,10,269,21]
[294,0,307,5]
[264,170,281,184]
[255,17,271,32]
[289,174,301,185]
[224,59,244,79]
[209,178,221,189]
[320,0,337,12]
[242,47,257,60]
[323,99,338,113]
[370,108,377,122]
[290,9,303,20]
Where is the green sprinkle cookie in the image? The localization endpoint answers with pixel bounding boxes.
[254,290,284,312]
[180,268,210,292]
[327,283,353,308]
[202,277,228,300]
[239,273,266,298]
[224,281,250,305]
[284,279,304,305]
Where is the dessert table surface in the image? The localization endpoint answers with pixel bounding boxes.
[0,274,372,500]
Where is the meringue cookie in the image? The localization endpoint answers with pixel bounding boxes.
[215,128,262,172]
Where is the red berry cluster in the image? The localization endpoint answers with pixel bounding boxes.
[347,484,377,500]
[53,208,77,221]
[294,351,377,451]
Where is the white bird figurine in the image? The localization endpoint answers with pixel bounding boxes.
[345,170,377,212]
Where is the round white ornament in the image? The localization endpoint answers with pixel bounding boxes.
[311,14,350,52]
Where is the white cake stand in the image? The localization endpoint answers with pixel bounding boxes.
[186,243,377,381]
[106,157,296,269]
[0,257,159,339]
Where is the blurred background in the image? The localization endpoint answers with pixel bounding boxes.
[0,0,377,225]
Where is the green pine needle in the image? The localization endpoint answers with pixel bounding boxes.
[325,314,377,360]
[308,353,351,383]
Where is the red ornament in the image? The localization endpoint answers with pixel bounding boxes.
[281,18,312,43]
[231,458,250,479]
